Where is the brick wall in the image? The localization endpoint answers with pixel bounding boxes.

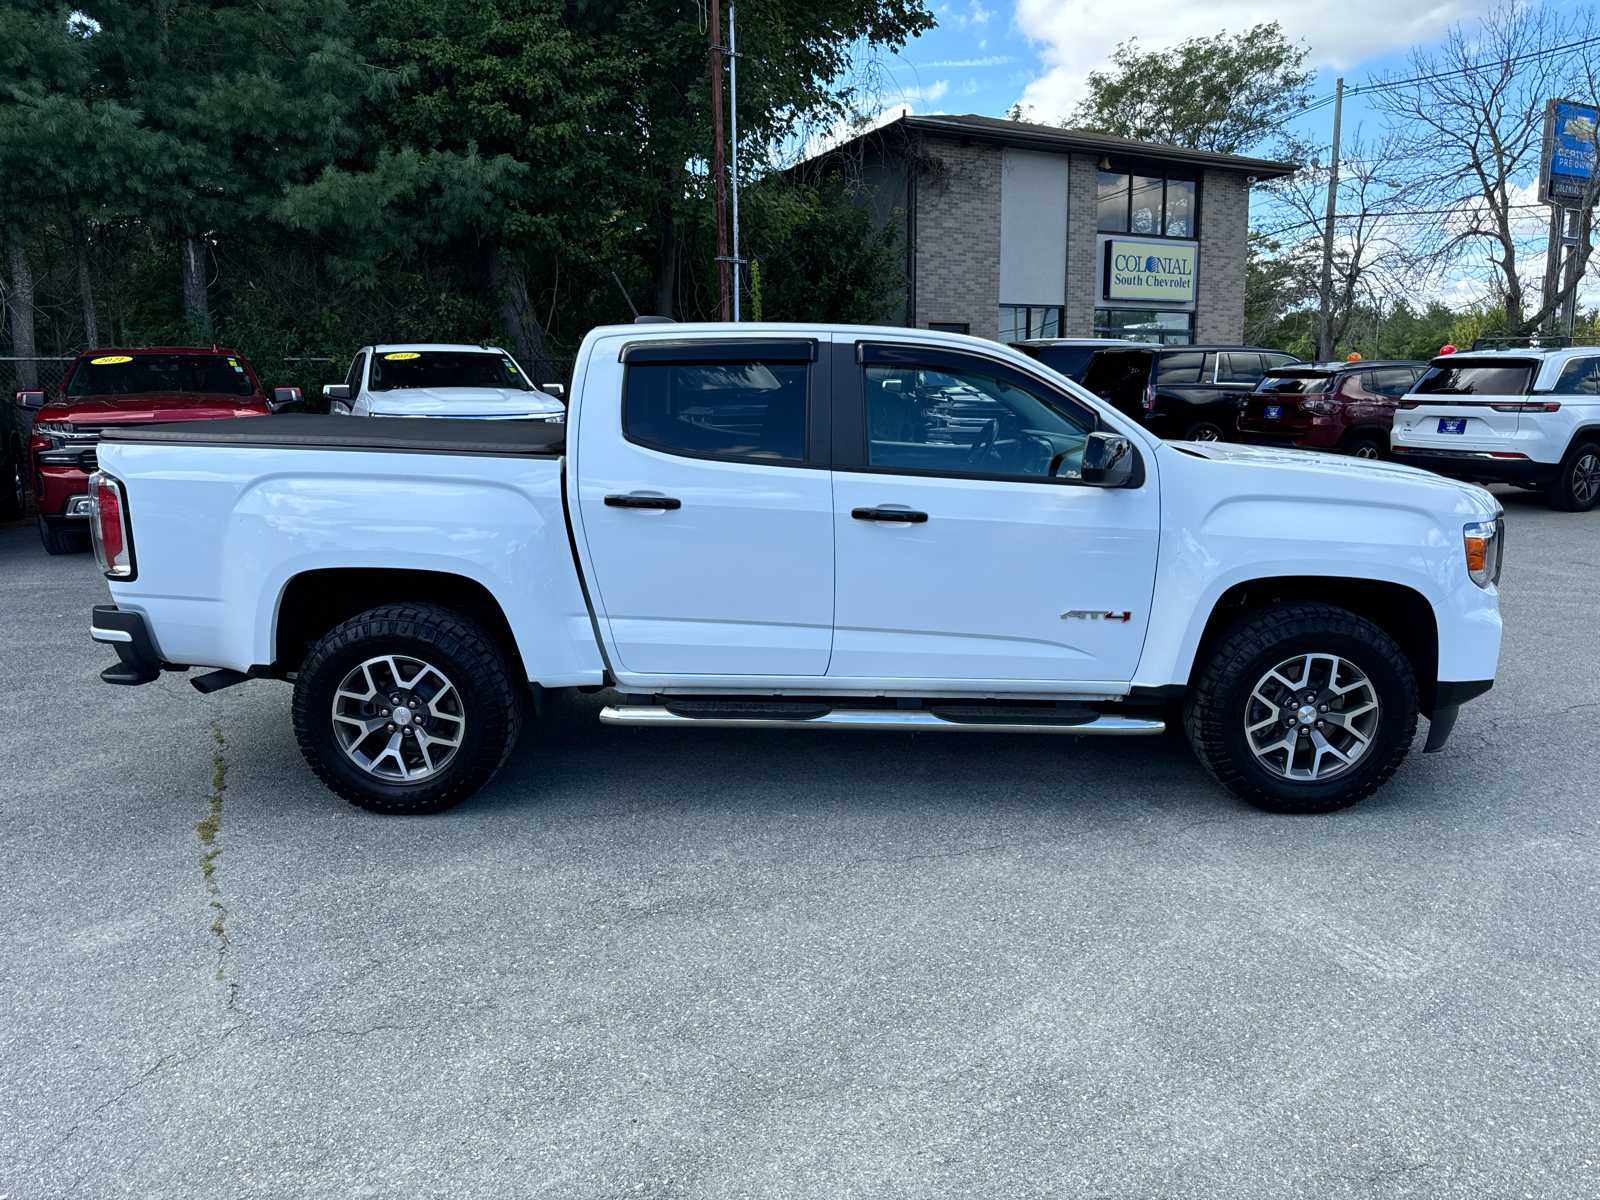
[1063,154,1100,336]
[913,140,1002,341]
[1195,170,1249,344]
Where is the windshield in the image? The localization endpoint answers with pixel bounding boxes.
[368,351,532,392]
[1414,360,1534,396]
[1029,345,1098,380]
[65,354,256,397]
[1256,372,1337,395]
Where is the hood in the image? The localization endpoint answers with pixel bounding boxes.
[44,394,270,423]
[365,387,564,418]
[1159,440,1501,517]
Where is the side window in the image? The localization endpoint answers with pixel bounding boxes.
[345,352,367,395]
[1265,353,1298,370]
[1551,357,1600,396]
[864,363,1093,480]
[1154,351,1205,385]
[1217,353,1265,385]
[1366,368,1416,397]
[624,360,807,461]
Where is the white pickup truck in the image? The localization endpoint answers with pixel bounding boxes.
[85,323,1504,816]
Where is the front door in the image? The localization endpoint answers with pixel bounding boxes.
[573,336,835,677]
[828,342,1160,685]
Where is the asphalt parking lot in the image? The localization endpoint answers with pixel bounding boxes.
[2,486,1598,1199]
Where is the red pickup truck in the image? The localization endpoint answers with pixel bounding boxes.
[20,347,297,553]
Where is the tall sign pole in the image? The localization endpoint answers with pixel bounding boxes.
[709,0,730,321]
[1317,78,1345,362]
[729,4,741,322]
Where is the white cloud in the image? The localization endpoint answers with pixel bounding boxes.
[918,55,1017,66]
[892,80,952,105]
[1012,0,1498,123]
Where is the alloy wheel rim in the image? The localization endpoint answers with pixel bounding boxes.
[1573,453,1600,505]
[1243,652,1380,781]
[11,460,22,510]
[1355,444,1380,459]
[331,654,465,782]
[1193,426,1222,442]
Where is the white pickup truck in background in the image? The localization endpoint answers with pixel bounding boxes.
[322,343,567,423]
[86,323,1504,816]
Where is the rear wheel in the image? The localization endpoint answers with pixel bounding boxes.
[0,449,24,521]
[1183,421,1225,442]
[1184,603,1417,814]
[292,604,523,814]
[38,515,89,555]
[1345,436,1386,461]
[1545,441,1600,512]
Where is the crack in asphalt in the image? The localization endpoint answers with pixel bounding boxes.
[195,727,231,983]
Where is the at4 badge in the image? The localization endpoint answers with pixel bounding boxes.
[1061,610,1134,622]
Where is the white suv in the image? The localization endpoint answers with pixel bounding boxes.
[1390,347,1600,511]
[322,344,566,423]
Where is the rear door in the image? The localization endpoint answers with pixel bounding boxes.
[1393,358,1536,452]
[827,341,1160,685]
[573,336,835,677]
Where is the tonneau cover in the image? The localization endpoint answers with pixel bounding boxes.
[99,413,564,456]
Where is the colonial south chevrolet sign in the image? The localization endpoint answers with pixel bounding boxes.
[1104,240,1197,303]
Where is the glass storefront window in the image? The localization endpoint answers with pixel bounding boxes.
[1130,175,1163,235]
[1164,176,1196,237]
[1094,309,1195,345]
[1000,305,1063,342]
[1097,172,1130,232]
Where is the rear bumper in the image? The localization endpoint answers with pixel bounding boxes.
[91,604,167,685]
[1389,447,1559,484]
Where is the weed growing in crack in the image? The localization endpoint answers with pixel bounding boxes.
[196,727,231,981]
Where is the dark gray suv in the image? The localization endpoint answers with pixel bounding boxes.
[1080,345,1302,441]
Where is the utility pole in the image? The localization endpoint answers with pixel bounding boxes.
[1317,78,1344,362]
[709,0,730,321]
[729,4,741,322]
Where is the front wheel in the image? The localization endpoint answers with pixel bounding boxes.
[38,514,89,555]
[1545,441,1600,512]
[1184,603,1418,814]
[292,604,523,814]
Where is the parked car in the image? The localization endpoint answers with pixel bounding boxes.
[88,322,1502,819]
[21,347,299,554]
[1010,338,1143,382]
[1235,360,1430,459]
[1,382,30,522]
[324,344,566,422]
[1390,346,1600,510]
[1078,345,1302,441]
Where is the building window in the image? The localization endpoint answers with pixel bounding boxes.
[928,322,969,335]
[1096,166,1198,238]
[999,305,1062,343]
[1095,309,1195,345]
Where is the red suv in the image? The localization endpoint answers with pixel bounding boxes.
[20,347,297,554]
[1235,360,1429,459]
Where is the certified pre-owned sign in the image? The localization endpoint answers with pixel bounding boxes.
[1104,240,1197,303]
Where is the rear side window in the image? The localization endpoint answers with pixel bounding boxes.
[624,361,807,461]
[1414,360,1534,396]
[1154,352,1205,385]
[1365,368,1418,397]
[1032,346,1098,379]
[1550,357,1600,395]
[1257,372,1335,395]
[1216,353,1265,385]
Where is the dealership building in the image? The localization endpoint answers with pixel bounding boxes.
[809,113,1297,345]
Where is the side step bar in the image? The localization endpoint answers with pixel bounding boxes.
[599,704,1165,736]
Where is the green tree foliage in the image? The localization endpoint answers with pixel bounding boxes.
[1069,23,1312,154]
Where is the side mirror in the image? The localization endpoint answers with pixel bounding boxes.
[15,390,46,411]
[269,386,302,414]
[323,383,351,401]
[1080,432,1135,487]
[538,382,565,400]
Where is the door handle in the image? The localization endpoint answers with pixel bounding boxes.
[605,494,681,510]
[851,506,928,523]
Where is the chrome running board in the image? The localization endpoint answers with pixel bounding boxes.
[598,705,1165,736]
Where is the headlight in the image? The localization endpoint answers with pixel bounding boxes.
[1463,518,1504,589]
[35,421,75,435]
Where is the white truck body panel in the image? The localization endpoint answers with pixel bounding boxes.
[98,322,1502,706]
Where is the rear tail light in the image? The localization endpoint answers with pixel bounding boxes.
[1463,518,1504,589]
[1489,401,1561,412]
[89,471,136,580]
[1299,397,1343,416]
[1141,384,1156,413]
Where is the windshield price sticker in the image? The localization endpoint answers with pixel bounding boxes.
[384,352,421,360]
[91,355,134,365]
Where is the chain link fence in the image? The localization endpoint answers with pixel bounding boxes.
[0,358,74,396]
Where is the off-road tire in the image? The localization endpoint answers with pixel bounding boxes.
[1183,603,1418,814]
[292,604,523,814]
[1183,420,1225,442]
[38,514,89,555]
[1345,436,1386,461]
[0,449,25,521]
[1545,440,1600,512]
